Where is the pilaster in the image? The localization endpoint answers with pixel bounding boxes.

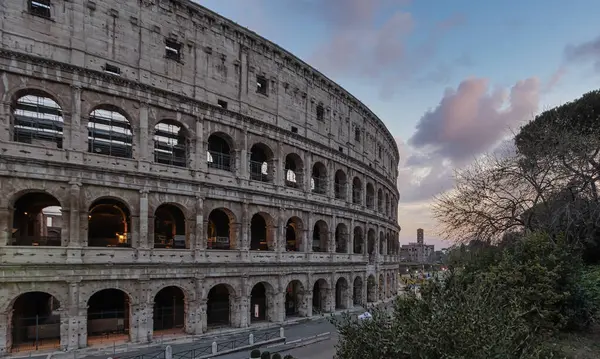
[67,181,82,249]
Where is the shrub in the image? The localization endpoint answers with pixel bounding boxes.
[271,354,282,359]
[260,351,271,359]
[283,355,294,359]
[250,349,261,358]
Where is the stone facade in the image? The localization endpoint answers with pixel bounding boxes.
[0,0,401,354]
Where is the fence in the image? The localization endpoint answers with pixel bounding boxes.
[115,327,284,359]
[10,314,61,352]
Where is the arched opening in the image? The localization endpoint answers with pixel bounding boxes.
[250,213,273,251]
[312,279,328,314]
[353,226,363,254]
[206,284,232,328]
[335,223,348,253]
[154,120,188,167]
[249,143,273,182]
[154,204,186,249]
[10,292,61,352]
[352,177,362,205]
[250,283,269,323]
[207,209,235,250]
[11,91,64,149]
[367,229,376,256]
[284,153,303,188]
[353,277,363,306]
[207,133,232,171]
[335,278,349,310]
[87,106,133,158]
[366,183,375,209]
[310,162,327,194]
[367,276,376,303]
[385,193,390,216]
[11,192,62,246]
[285,217,303,252]
[379,275,385,300]
[153,286,185,334]
[285,280,305,318]
[379,232,386,256]
[377,189,383,212]
[312,220,328,252]
[87,289,130,344]
[334,170,347,200]
[88,198,131,247]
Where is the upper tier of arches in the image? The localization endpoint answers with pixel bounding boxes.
[6,90,399,220]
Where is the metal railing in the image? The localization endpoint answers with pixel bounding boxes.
[207,236,231,250]
[352,189,362,204]
[10,236,61,246]
[207,151,231,171]
[311,177,327,194]
[249,161,269,182]
[334,183,346,199]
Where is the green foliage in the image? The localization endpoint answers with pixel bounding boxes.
[250,349,261,358]
[333,232,595,359]
[260,350,271,359]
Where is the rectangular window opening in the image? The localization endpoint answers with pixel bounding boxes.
[354,128,361,142]
[217,100,228,109]
[338,146,343,153]
[165,39,182,61]
[30,0,51,18]
[104,63,121,76]
[316,104,324,121]
[256,75,268,96]
[291,126,298,133]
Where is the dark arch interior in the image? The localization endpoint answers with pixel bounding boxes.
[87,289,130,341]
[250,214,269,251]
[154,204,186,249]
[154,120,187,167]
[312,221,327,252]
[12,92,64,149]
[285,281,303,318]
[335,224,347,253]
[87,106,133,158]
[285,218,301,252]
[353,227,363,254]
[11,292,61,351]
[368,231,376,255]
[250,283,268,322]
[377,189,383,211]
[207,209,231,249]
[312,280,326,313]
[334,170,347,199]
[249,144,270,182]
[335,278,348,310]
[284,154,302,187]
[367,276,376,303]
[311,163,327,194]
[153,286,185,332]
[366,184,375,208]
[88,198,131,247]
[353,277,363,306]
[379,233,385,255]
[11,192,62,246]
[207,285,231,327]
[207,134,231,171]
[352,177,362,204]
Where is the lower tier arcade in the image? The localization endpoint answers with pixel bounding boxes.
[0,266,398,354]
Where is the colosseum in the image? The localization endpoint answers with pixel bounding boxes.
[0,0,401,354]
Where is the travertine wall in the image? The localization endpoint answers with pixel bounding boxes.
[0,0,402,354]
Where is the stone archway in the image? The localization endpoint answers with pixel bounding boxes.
[153,286,185,334]
[353,277,363,306]
[335,277,349,310]
[87,289,131,345]
[285,280,306,318]
[8,292,61,352]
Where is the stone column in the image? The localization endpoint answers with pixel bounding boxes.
[302,290,313,317]
[0,207,11,246]
[68,181,82,248]
[234,296,249,328]
[186,299,205,335]
[0,309,12,355]
[194,196,205,255]
[304,152,312,192]
[0,100,11,142]
[240,202,249,251]
[139,190,149,249]
[66,281,86,350]
[276,207,284,259]
[330,214,337,253]
[234,149,243,178]
[271,291,285,323]
[138,102,150,161]
[240,130,248,179]
[275,142,283,187]
[195,118,206,173]
[69,85,82,151]
[305,212,313,253]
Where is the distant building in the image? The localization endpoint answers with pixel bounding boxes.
[400,228,435,263]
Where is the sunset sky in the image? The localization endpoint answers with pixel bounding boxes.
[198,0,600,249]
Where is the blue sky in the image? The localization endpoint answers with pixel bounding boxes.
[197,0,600,247]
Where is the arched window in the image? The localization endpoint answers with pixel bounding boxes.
[88,106,133,158]
[12,92,64,148]
[154,120,187,167]
[207,134,232,171]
